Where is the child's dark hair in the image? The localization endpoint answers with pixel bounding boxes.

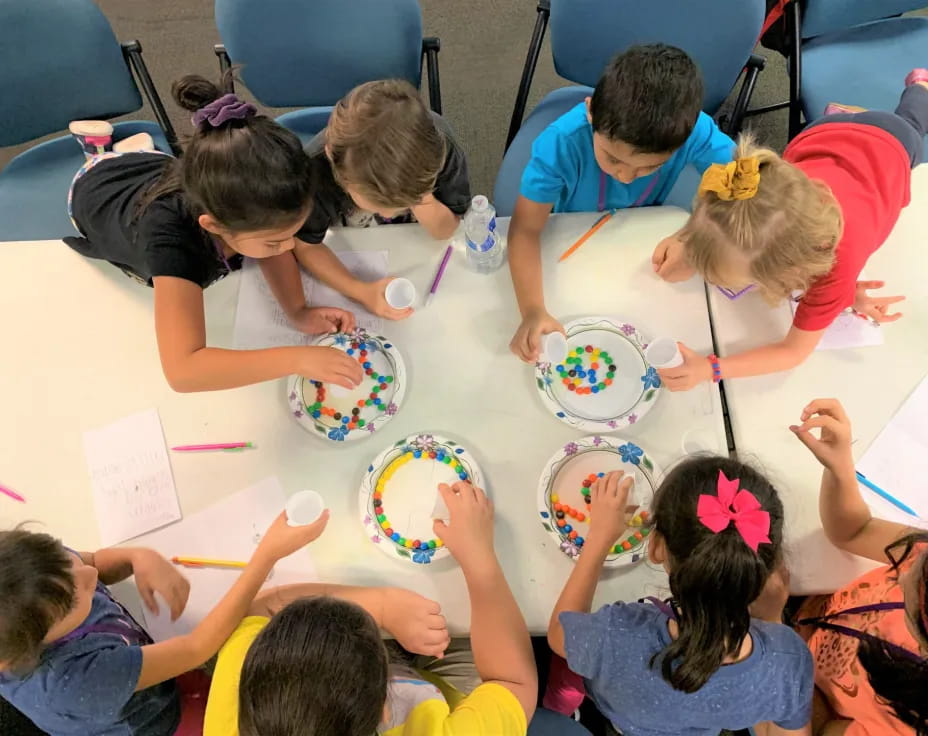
[238,596,389,736]
[590,43,704,154]
[142,74,313,232]
[857,533,928,733]
[649,456,784,693]
[0,529,75,673]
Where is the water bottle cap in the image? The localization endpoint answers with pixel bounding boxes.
[471,195,489,211]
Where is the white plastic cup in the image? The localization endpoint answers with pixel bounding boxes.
[385,278,416,309]
[540,331,569,364]
[286,490,325,526]
[645,337,683,369]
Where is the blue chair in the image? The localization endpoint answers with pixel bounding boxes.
[781,0,928,139]
[494,0,766,216]
[214,0,442,144]
[0,0,178,241]
[527,709,593,735]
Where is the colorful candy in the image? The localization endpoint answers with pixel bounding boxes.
[555,346,617,395]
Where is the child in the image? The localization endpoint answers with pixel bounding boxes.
[790,398,928,735]
[66,74,370,393]
[293,79,470,316]
[655,72,928,391]
[0,510,329,735]
[508,44,735,362]
[204,481,537,736]
[548,459,813,736]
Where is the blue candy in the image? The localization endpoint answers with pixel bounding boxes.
[564,524,572,533]
[374,398,382,405]
[341,416,349,424]
[347,348,355,355]
[458,472,467,480]
[591,386,600,393]
[413,450,422,458]
[391,532,400,542]
[597,472,605,478]
[312,410,321,418]
[576,537,585,546]
[363,361,372,369]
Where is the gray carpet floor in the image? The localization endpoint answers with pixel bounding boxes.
[1,0,795,195]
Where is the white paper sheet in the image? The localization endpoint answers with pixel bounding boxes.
[136,476,318,641]
[858,375,928,526]
[234,251,387,349]
[83,409,181,546]
[789,293,884,351]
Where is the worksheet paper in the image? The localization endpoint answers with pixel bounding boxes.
[82,409,181,546]
[137,476,318,641]
[233,251,387,349]
[789,291,884,351]
[858,374,928,527]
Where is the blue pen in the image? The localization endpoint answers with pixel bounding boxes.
[855,471,919,518]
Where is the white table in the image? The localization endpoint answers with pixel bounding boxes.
[0,207,726,633]
[709,164,928,594]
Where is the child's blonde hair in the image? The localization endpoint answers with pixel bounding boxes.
[326,79,447,210]
[683,134,843,302]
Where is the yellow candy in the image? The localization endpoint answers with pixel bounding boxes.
[404,539,413,548]
[404,452,414,460]
[551,493,560,503]
[434,539,443,547]
[630,515,642,527]
[380,519,390,529]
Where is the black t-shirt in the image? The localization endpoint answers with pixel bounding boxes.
[66,153,241,288]
[296,113,471,244]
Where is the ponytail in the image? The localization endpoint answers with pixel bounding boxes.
[649,456,784,692]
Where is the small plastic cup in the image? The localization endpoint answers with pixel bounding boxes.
[541,331,568,364]
[286,490,325,526]
[385,278,416,309]
[644,337,683,369]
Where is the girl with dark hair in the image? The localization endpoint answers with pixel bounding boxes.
[64,74,364,393]
[548,460,813,736]
[791,398,928,736]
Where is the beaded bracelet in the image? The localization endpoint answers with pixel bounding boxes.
[708,354,722,384]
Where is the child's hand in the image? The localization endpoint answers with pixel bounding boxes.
[290,306,356,336]
[432,482,496,570]
[656,343,711,391]
[510,308,564,363]
[853,280,905,323]
[651,235,695,283]
[360,278,415,321]
[586,471,635,552]
[382,589,450,658]
[297,346,364,389]
[254,509,330,565]
[130,549,191,621]
[789,398,854,473]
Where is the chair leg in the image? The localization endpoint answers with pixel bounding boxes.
[787,0,803,139]
[422,37,442,116]
[121,40,181,155]
[214,45,235,93]
[505,0,551,152]
[727,54,766,135]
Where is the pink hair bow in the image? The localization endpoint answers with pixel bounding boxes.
[696,470,771,553]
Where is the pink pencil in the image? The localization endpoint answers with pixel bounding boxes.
[171,442,255,452]
[0,484,26,503]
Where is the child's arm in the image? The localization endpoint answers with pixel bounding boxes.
[790,399,916,562]
[433,482,537,720]
[507,195,563,363]
[293,241,412,321]
[548,470,631,657]
[658,326,823,391]
[153,276,362,392]
[257,251,357,335]
[248,584,448,657]
[135,510,329,691]
[651,229,695,283]
[410,193,460,240]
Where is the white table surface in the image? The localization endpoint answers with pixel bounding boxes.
[0,207,726,633]
[709,164,928,595]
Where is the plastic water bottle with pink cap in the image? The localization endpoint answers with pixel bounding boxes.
[463,195,505,274]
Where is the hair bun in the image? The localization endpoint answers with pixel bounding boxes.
[172,74,224,112]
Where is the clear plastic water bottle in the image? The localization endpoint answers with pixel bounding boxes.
[463,195,505,273]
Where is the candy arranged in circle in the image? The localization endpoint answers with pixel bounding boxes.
[287,329,406,442]
[537,434,661,567]
[360,433,485,565]
[534,316,662,432]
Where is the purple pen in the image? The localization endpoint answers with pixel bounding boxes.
[425,245,454,306]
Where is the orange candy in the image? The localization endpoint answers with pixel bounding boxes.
[576,512,586,522]
[556,519,566,528]
[604,378,613,386]
[553,503,563,511]
[621,540,632,551]
[569,530,578,539]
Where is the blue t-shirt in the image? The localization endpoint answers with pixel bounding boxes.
[520,103,734,213]
[0,582,179,736]
[561,602,813,736]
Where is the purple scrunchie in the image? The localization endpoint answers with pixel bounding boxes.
[191,93,257,128]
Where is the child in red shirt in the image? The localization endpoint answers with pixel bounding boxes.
[652,71,928,390]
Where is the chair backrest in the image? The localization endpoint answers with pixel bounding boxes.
[548,0,766,113]
[0,0,142,147]
[801,0,928,39]
[215,0,424,108]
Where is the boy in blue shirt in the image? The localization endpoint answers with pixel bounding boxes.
[508,44,735,362]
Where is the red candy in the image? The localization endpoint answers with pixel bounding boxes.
[585,345,593,353]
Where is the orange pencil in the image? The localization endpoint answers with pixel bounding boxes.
[558,210,615,263]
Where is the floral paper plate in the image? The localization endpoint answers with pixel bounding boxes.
[359,433,485,565]
[537,435,661,568]
[534,316,661,432]
[287,328,406,442]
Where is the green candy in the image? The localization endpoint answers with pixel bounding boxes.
[443,456,452,464]
[574,347,583,355]
[386,376,394,383]
[611,544,621,554]
[358,419,366,427]
[365,399,373,406]
[377,404,386,412]
[428,540,436,549]
[598,382,606,390]
[606,371,615,379]
[372,385,380,393]
[371,372,379,381]
[376,513,386,522]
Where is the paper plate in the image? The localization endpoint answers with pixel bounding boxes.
[534,316,662,432]
[287,328,407,442]
[359,433,485,565]
[537,435,662,567]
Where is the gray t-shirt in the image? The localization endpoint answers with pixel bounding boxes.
[297,113,471,244]
[561,601,813,735]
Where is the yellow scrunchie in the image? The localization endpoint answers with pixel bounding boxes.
[698,157,760,201]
